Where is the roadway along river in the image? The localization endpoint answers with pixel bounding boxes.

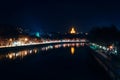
[0,43,110,80]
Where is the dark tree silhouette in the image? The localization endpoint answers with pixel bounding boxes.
[0,24,29,39]
[88,25,120,46]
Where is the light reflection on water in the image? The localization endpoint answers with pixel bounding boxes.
[0,43,85,60]
[71,47,75,55]
[0,48,38,60]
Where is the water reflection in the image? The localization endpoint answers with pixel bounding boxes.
[41,43,85,51]
[0,43,85,60]
[0,48,38,60]
[71,47,75,55]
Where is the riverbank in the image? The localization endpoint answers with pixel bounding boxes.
[90,48,120,80]
[0,43,110,80]
[0,41,89,52]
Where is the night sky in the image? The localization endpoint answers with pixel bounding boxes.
[0,0,120,32]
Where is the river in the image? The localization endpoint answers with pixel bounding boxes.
[0,43,110,80]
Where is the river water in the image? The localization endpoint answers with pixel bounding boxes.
[0,43,110,80]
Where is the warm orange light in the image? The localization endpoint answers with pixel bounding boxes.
[70,27,76,34]
[71,47,75,55]
[9,38,12,41]
[24,38,28,41]
[8,54,13,59]
[24,51,28,55]
[76,43,80,47]
[109,45,113,49]
[63,44,67,47]
[34,49,37,53]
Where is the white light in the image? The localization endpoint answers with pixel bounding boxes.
[115,50,117,53]
[49,45,53,49]
[30,50,32,53]
[103,46,106,50]
[92,43,95,45]
[107,48,109,51]
[25,38,28,41]
[99,46,102,48]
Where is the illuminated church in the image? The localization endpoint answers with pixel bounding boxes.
[70,27,76,34]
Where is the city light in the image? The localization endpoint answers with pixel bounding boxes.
[25,38,28,42]
[71,47,75,55]
[70,27,76,34]
[109,45,113,50]
[9,38,12,42]
[0,39,87,49]
[90,43,118,55]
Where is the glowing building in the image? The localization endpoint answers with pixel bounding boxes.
[70,27,76,34]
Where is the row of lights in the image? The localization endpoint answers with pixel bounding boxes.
[91,43,117,54]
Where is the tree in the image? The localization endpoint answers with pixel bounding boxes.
[88,25,119,46]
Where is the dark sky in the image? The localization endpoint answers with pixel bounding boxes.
[0,0,120,32]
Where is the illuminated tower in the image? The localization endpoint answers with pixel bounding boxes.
[70,27,76,34]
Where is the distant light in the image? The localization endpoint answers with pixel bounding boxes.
[9,38,12,41]
[24,51,28,55]
[34,49,37,53]
[76,43,80,47]
[41,48,46,51]
[25,38,28,41]
[109,45,113,49]
[85,33,88,35]
[92,43,95,45]
[55,45,59,48]
[107,48,109,51]
[49,45,53,49]
[115,50,117,53]
[8,54,13,59]
[29,50,32,53]
[45,47,48,51]
[70,27,76,34]
[63,44,67,47]
[102,46,106,50]
[99,46,102,48]
[72,43,75,46]
[13,41,21,46]
[36,32,40,37]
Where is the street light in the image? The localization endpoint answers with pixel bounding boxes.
[109,45,113,50]
[24,38,28,42]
